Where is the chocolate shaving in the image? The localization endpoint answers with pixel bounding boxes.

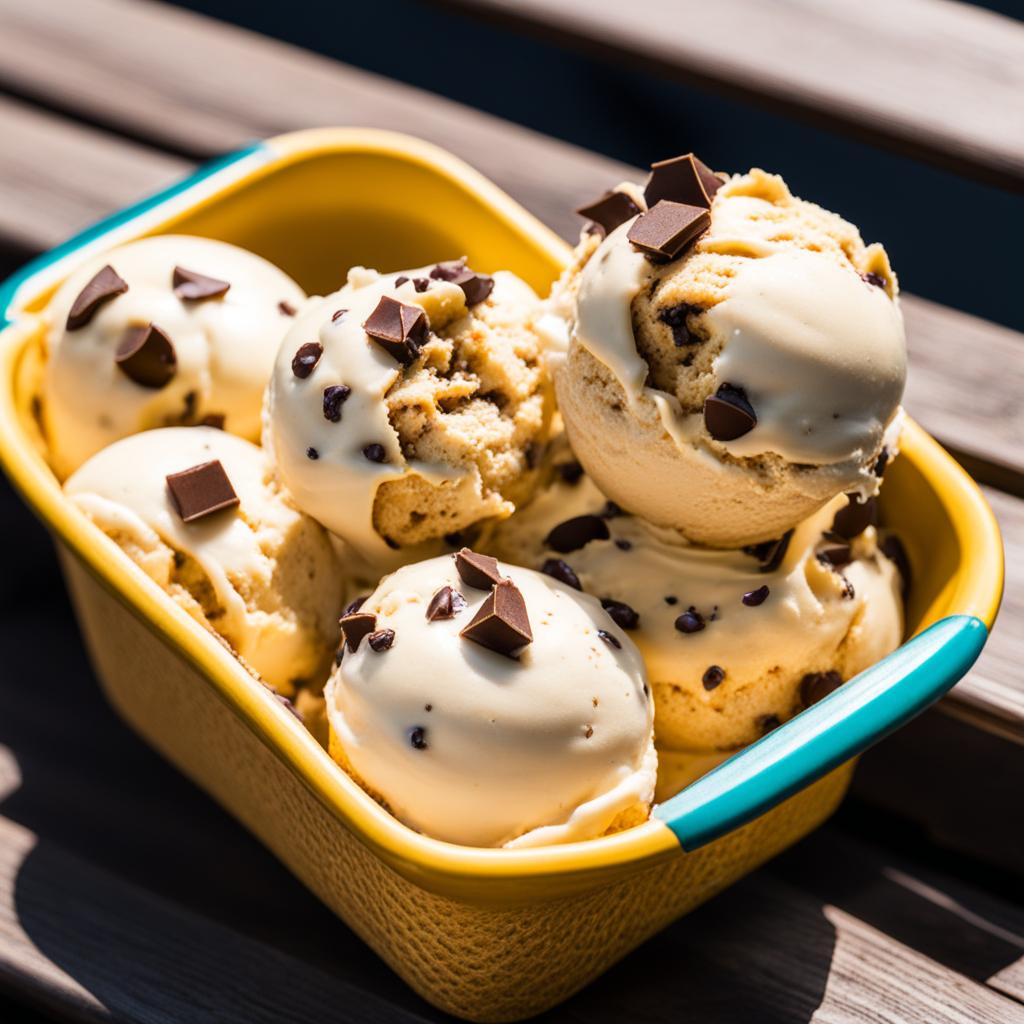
[545,515,610,554]
[460,578,533,659]
[165,460,239,523]
[644,154,722,210]
[340,611,377,652]
[601,598,639,630]
[66,265,128,330]
[426,585,467,621]
[832,494,878,539]
[322,384,351,422]
[115,323,176,388]
[541,558,582,591]
[363,296,427,365]
[367,628,395,652]
[455,548,503,590]
[704,383,757,441]
[800,670,843,707]
[172,266,230,301]
[627,200,710,261]
[575,190,641,237]
[291,341,322,379]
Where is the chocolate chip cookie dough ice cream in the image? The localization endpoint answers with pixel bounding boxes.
[325,549,656,847]
[65,427,343,698]
[265,260,554,569]
[42,235,306,479]
[553,155,907,548]
[485,458,904,752]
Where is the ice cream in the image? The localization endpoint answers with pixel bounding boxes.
[65,427,343,697]
[265,261,554,573]
[325,551,656,847]
[43,235,306,479]
[484,458,904,752]
[553,160,907,548]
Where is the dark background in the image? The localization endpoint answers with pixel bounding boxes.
[172,0,1023,333]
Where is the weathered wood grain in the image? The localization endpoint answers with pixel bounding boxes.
[437,0,1024,192]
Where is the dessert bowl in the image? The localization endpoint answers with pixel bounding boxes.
[0,129,1003,1022]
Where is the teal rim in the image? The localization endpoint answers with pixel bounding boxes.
[0,142,267,329]
[655,614,988,850]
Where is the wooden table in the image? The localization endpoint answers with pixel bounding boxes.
[0,1,1021,1021]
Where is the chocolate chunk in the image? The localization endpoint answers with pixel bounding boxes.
[66,265,128,330]
[601,598,639,630]
[455,548,502,589]
[291,341,322,379]
[452,268,495,306]
[862,272,887,290]
[545,515,610,553]
[199,413,225,430]
[757,714,782,735]
[627,200,710,261]
[368,628,395,652]
[172,265,230,301]
[818,545,852,568]
[881,535,912,597]
[541,558,582,591]
[413,277,431,293]
[394,276,410,287]
[704,383,756,441]
[460,578,533,658]
[744,530,794,573]
[322,384,351,422]
[363,296,427,365]
[615,538,633,551]
[597,629,621,650]
[555,460,584,485]
[674,608,705,634]
[800,670,843,707]
[342,595,367,617]
[658,304,702,347]
[278,300,297,316]
[429,258,467,282]
[644,154,722,210]
[408,726,428,750]
[832,494,877,539]
[702,665,725,691]
[362,443,387,463]
[331,308,348,323]
[115,323,176,388]
[340,611,377,652]
[742,585,770,607]
[426,585,466,621]
[165,460,239,523]
[305,447,319,460]
[575,190,642,237]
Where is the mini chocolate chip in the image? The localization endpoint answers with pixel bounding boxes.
[575,190,641,237]
[601,598,639,630]
[362,443,387,463]
[66,265,129,330]
[555,461,584,485]
[597,629,621,649]
[368,628,395,652]
[408,726,428,750]
[664,596,678,606]
[840,576,856,600]
[674,608,705,634]
[541,558,582,591]
[291,341,323,378]
[584,725,594,739]
[394,276,410,287]
[545,515,610,553]
[862,272,887,290]
[615,538,633,551]
[426,585,466,621]
[172,266,230,301]
[800,670,844,707]
[115,323,176,388]
[322,384,351,422]
[306,447,319,460]
[742,585,770,607]
[455,548,503,589]
[332,308,348,323]
[600,501,623,519]
[881,535,912,597]
[658,304,702,347]
[704,383,757,441]
[818,546,852,568]
[165,460,239,523]
[757,714,782,735]
[832,494,878,539]
[278,300,297,316]
[425,704,432,712]
[702,665,725,690]
[340,611,377,652]
[460,578,533,658]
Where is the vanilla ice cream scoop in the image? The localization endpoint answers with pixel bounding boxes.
[43,235,306,479]
[65,427,343,695]
[485,460,904,752]
[555,165,907,548]
[265,261,553,570]
[325,553,656,848]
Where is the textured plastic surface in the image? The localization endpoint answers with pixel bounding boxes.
[0,129,1004,1021]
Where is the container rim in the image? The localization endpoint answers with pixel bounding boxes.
[0,128,1004,889]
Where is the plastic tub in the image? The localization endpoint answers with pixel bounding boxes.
[0,129,1003,1022]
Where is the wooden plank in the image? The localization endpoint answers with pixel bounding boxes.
[436,0,1024,192]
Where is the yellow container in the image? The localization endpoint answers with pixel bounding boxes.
[0,130,1003,1022]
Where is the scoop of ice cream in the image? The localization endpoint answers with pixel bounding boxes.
[485,460,904,752]
[65,427,343,696]
[325,553,656,848]
[43,235,306,479]
[554,167,907,548]
[265,261,554,570]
